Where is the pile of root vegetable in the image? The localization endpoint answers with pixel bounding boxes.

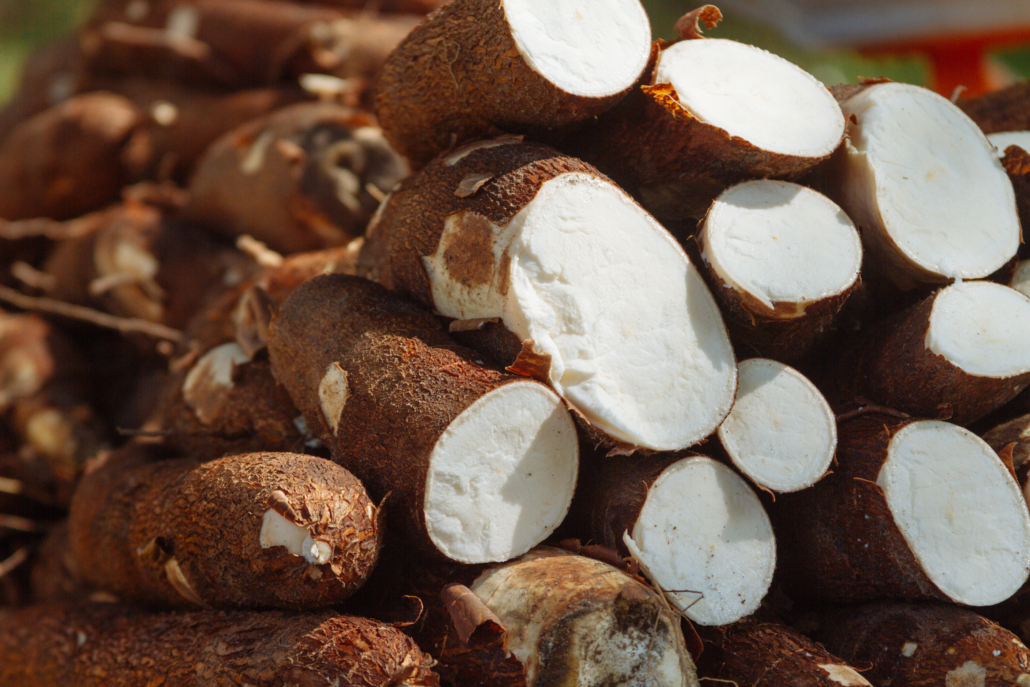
[8,0,1030,684]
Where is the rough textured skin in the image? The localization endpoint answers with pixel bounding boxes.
[268,274,555,559]
[375,0,640,166]
[698,252,856,365]
[69,448,382,609]
[983,412,1030,483]
[0,93,141,220]
[771,412,947,603]
[1000,144,1030,246]
[572,50,841,223]
[696,618,871,687]
[959,81,1030,134]
[186,103,407,254]
[29,523,90,604]
[821,603,1030,687]
[84,0,415,89]
[828,290,1030,426]
[359,139,594,306]
[0,603,439,687]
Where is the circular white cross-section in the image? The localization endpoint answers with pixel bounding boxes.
[654,39,844,157]
[717,359,836,493]
[504,172,737,450]
[702,181,862,313]
[988,130,1030,156]
[504,0,651,98]
[878,421,1030,606]
[925,281,1030,378]
[423,381,578,564]
[838,83,1019,280]
[625,457,776,626]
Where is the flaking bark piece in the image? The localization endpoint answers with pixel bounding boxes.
[374,0,652,166]
[440,583,505,646]
[505,339,551,383]
[68,447,383,609]
[185,102,407,254]
[0,603,439,687]
[268,275,579,564]
[674,5,722,40]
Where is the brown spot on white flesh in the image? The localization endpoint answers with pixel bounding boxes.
[946,661,986,687]
[164,558,205,606]
[455,173,494,198]
[497,249,512,297]
[319,362,350,436]
[506,340,552,382]
[440,210,496,288]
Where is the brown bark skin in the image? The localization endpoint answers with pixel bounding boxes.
[85,0,418,90]
[1000,144,1030,250]
[69,447,382,609]
[826,289,1030,426]
[268,274,560,560]
[568,45,842,223]
[959,81,1030,134]
[186,103,407,254]
[0,38,88,146]
[29,522,91,604]
[820,602,1030,687]
[696,617,871,687]
[0,93,142,221]
[983,412,1030,486]
[0,603,439,687]
[770,412,948,603]
[698,249,856,365]
[375,0,641,167]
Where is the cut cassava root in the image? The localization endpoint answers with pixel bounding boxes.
[830,280,1030,425]
[827,82,1019,288]
[374,0,652,166]
[717,358,836,493]
[0,603,439,687]
[699,180,862,362]
[360,139,736,451]
[574,35,845,222]
[571,452,775,626]
[269,275,578,564]
[774,410,1030,606]
[69,447,382,609]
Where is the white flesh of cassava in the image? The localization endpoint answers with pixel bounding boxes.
[472,549,694,687]
[423,381,578,564]
[989,130,1030,156]
[654,39,844,158]
[624,457,776,626]
[503,0,651,98]
[717,359,836,492]
[837,83,1019,281]
[703,180,862,312]
[878,421,1030,606]
[423,172,737,450]
[925,281,1030,378]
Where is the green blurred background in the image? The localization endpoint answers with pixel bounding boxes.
[1,0,1029,104]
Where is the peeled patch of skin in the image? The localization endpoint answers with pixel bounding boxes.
[181,342,252,425]
[703,181,861,312]
[423,381,578,564]
[717,359,836,493]
[626,457,776,626]
[655,39,843,158]
[838,83,1018,281]
[989,131,1030,156]
[259,510,332,565]
[925,282,1030,378]
[879,421,1030,605]
[425,172,736,450]
[503,0,651,98]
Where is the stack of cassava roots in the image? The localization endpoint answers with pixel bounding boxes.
[7,0,1030,684]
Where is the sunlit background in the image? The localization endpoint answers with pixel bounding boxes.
[0,0,1029,103]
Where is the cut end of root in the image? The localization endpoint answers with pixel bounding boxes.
[925,281,1030,379]
[879,421,1030,606]
[717,359,836,493]
[655,38,844,158]
[260,510,333,566]
[504,0,652,98]
[628,456,775,626]
[703,181,861,314]
[423,381,578,564]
